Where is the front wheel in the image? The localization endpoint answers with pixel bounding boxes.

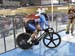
[43,32,61,48]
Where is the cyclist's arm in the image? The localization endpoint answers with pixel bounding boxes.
[40,14,49,26]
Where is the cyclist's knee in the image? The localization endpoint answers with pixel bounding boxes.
[36,25,41,31]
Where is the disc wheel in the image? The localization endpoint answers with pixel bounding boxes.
[16,33,33,50]
[43,32,61,48]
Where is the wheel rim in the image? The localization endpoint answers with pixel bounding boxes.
[43,33,61,48]
[16,33,33,49]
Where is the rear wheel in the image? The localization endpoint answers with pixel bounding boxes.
[43,32,61,48]
[16,33,33,49]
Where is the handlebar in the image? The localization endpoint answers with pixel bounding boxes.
[43,26,54,33]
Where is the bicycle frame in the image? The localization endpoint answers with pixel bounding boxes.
[37,32,46,41]
[37,28,54,42]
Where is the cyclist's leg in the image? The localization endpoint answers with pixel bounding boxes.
[40,14,48,26]
[36,23,41,31]
[30,23,42,40]
[27,23,36,42]
[27,23,41,44]
[28,23,36,31]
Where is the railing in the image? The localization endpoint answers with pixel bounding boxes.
[0,15,25,54]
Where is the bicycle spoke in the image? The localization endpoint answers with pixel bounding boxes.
[52,41,57,47]
[53,38,59,41]
[45,38,51,40]
[47,41,51,46]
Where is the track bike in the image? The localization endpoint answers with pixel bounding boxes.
[16,26,61,49]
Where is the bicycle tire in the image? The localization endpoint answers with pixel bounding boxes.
[16,33,33,50]
[43,32,61,48]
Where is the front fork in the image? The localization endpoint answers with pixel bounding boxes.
[46,31,54,41]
